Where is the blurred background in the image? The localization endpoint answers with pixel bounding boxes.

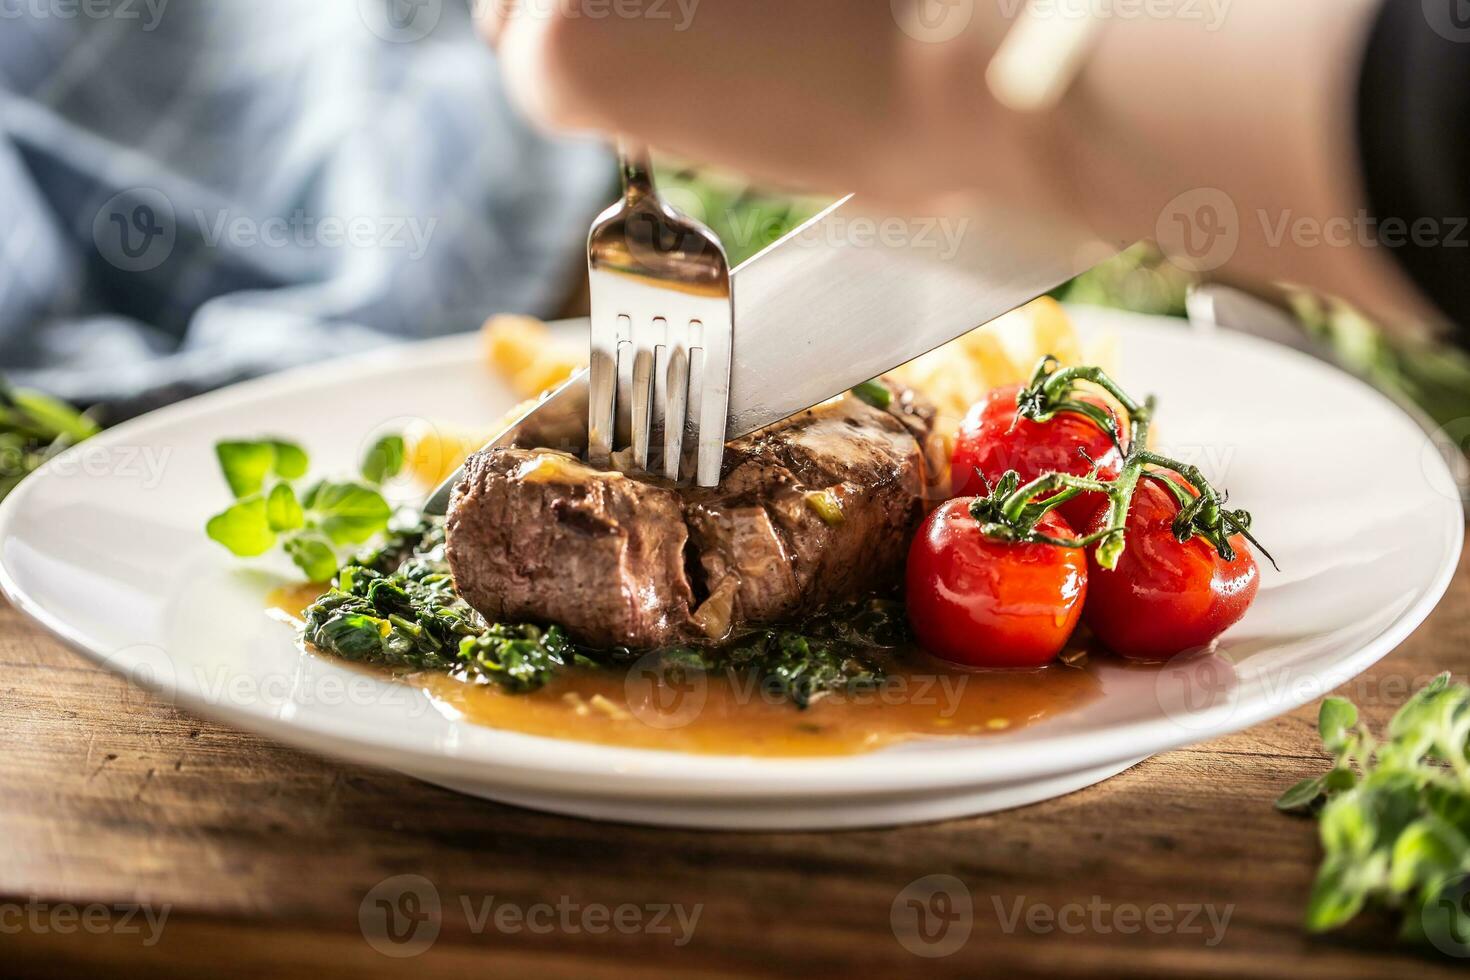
[4,0,1469,500]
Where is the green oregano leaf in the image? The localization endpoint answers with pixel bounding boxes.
[266,482,304,532]
[361,434,405,485]
[206,497,276,557]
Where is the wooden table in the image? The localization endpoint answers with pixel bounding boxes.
[3,539,1467,979]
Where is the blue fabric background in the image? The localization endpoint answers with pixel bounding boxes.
[0,0,611,414]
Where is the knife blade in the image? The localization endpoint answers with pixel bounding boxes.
[726,194,1102,434]
[424,195,1105,515]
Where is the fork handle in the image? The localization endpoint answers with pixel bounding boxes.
[617,140,656,205]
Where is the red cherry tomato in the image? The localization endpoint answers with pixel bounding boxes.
[1083,474,1259,661]
[905,499,1087,669]
[951,384,1124,530]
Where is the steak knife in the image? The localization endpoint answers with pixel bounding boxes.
[425,194,1105,514]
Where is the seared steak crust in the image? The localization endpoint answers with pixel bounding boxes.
[446,382,936,649]
[446,454,695,649]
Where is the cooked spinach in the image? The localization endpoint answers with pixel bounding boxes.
[655,598,906,708]
[302,518,600,691]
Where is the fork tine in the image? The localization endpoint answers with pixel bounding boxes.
[629,341,655,470]
[587,142,731,485]
[587,311,624,467]
[663,331,690,482]
[693,313,732,487]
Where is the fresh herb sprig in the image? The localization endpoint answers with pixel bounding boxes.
[206,434,405,581]
[971,357,1273,571]
[1277,676,1470,948]
[0,381,100,499]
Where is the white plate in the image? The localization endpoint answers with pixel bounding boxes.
[1,308,1462,829]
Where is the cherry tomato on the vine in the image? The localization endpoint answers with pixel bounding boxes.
[1083,473,1259,661]
[950,383,1124,531]
[905,499,1087,669]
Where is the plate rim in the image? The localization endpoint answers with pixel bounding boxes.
[1,309,1462,799]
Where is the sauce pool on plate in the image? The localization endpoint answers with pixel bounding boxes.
[268,587,1101,758]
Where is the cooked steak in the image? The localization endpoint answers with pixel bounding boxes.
[445,381,937,649]
[445,453,696,650]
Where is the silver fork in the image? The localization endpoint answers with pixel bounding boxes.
[586,142,732,486]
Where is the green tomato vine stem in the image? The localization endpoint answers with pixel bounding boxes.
[972,358,1275,572]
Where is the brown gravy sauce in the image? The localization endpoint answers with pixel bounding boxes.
[267,587,1101,758]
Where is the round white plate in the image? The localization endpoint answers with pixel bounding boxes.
[1,308,1462,830]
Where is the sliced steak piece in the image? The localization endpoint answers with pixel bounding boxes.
[445,381,936,649]
[683,390,933,632]
[445,452,696,650]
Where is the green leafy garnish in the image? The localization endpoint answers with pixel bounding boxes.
[361,434,406,485]
[266,482,304,532]
[215,439,306,498]
[309,481,393,546]
[284,533,338,583]
[270,440,309,480]
[0,381,100,500]
[205,498,276,557]
[1277,675,1470,950]
[206,437,396,580]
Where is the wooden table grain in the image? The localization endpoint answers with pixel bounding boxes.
[3,538,1468,979]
